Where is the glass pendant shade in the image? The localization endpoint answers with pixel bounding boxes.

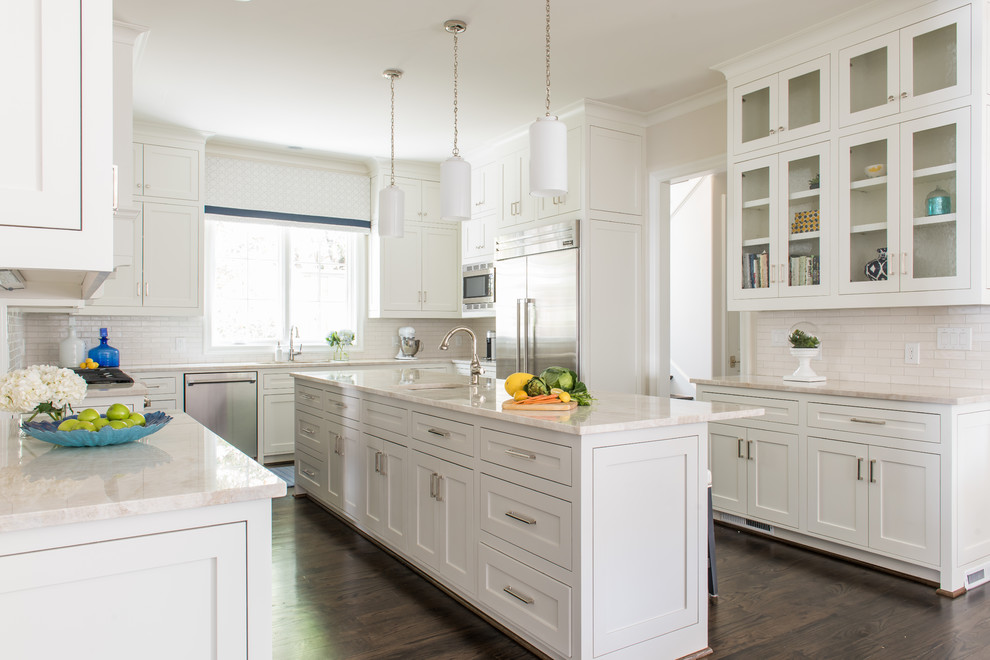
[529,115,567,197]
[441,156,471,221]
[378,184,404,237]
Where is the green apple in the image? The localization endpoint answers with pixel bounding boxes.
[75,420,97,432]
[92,417,110,430]
[106,403,130,421]
[107,420,126,430]
[121,418,136,427]
[57,419,78,431]
[127,412,146,427]
[77,408,100,423]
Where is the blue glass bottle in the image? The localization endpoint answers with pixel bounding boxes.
[88,328,120,367]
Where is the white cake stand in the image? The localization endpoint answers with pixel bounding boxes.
[783,347,825,382]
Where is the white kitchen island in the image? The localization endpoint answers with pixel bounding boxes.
[291,368,763,660]
[0,412,286,659]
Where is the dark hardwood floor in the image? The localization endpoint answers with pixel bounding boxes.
[272,491,990,659]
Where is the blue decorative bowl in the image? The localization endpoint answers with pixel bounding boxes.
[21,411,172,447]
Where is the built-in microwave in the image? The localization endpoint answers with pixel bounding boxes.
[462,262,494,310]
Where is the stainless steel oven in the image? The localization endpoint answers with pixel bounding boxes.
[462,262,494,311]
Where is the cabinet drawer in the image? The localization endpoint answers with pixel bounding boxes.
[262,372,295,391]
[362,400,409,436]
[480,428,572,486]
[295,410,328,456]
[324,390,360,421]
[139,376,177,396]
[295,384,324,411]
[412,411,474,457]
[481,474,572,569]
[808,402,940,443]
[478,543,571,657]
[701,391,798,425]
[295,446,327,493]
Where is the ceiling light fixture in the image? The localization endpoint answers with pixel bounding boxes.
[440,19,471,222]
[378,69,404,237]
[529,0,567,198]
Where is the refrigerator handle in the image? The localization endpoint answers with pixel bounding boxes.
[516,298,525,373]
[525,298,536,373]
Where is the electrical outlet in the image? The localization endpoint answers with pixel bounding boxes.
[905,342,920,365]
[771,329,788,347]
[174,337,186,351]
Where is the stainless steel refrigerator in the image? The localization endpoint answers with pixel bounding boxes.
[495,220,579,379]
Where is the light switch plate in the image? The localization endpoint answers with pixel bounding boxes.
[771,329,788,347]
[937,327,972,351]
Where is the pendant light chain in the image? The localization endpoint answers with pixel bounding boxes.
[452,29,460,157]
[389,73,396,186]
[544,0,552,117]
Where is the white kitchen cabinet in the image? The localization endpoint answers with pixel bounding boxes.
[807,436,940,565]
[731,142,829,300]
[392,177,442,224]
[409,449,475,595]
[838,108,969,295]
[471,160,500,218]
[133,142,200,202]
[709,423,799,528]
[0,0,112,272]
[131,371,181,412]
[499,150,535,230]
[839,6,970,127]
[263,393,295,457]
[588,126,644,218]
[732,55,830,154]
[363,433,408,550]
[462,215,495,263]
[375,223,460,317]
[537,127,582,220]
[91,202,201,310]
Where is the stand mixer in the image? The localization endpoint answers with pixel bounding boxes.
[396,326,421,360]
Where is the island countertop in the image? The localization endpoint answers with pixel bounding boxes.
[0,412,286,534]
[292,367,764,435]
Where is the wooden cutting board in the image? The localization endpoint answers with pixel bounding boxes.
[502,400,578,411]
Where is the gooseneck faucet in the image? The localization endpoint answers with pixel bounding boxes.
[288,325,302,362]
[439,326,482,385]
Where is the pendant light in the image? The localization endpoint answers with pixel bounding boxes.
[440,19,471,222]
[529,0,567,198]
[378,69,404,237]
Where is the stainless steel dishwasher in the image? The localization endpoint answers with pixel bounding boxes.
[183,371,258,458]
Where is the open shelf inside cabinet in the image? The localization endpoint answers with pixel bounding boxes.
[913,213,956,227]
[851,222,888,234]
[742,198,771,209]
[742,237,771,248]
[789,189,820,201]
[789,231,820,241]
[851,176,887,191]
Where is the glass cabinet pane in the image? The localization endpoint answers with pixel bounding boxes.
[785,154,821,289]
[740,165,772,290]
[912,24,957,97]
[847,139,892,284]
[910,122,957,280]
[787,70,821,132]
[849,46,889,114]
[741,86,771,145]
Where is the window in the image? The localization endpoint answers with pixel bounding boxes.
[206,214,365,349]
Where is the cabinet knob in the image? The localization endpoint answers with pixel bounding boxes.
[778,126,785,132]
[144,184,150,188]
[887,95,896,103]
[901,91,908,99]
[769,129,776,135]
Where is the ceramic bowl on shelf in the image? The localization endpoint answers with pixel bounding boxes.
[864,163,885,178]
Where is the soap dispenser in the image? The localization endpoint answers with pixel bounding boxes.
[59,317,87,368]
[88,327,120,368]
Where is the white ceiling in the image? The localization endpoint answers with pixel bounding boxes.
[113,0,870,163]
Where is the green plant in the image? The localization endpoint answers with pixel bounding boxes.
[788,329,820,349]
[808,174,820,189]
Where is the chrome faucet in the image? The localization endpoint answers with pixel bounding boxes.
[439,326,482,385]
[288,326,302,361]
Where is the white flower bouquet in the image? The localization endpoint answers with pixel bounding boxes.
[326,329,355,361]
[0,365,88,422]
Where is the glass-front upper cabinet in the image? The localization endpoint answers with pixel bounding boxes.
[733,56,829,154]
[839,108,969,294]
[839,6,971,127]
[732,143,828,300]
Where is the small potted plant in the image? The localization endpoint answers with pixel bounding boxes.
[326,329,355,361]
[808,174,820,190]
[785,328,825,382]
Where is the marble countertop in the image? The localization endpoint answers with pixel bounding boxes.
[123,358,458,373]
[692,375,990,405]
[0,412,286,534]
[293,368,764,435]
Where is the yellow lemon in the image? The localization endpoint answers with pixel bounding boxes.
[513,390,530,401]
[558,391,571,403]
[504,372,534,396]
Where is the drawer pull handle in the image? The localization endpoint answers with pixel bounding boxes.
[505,448,536,460]
[505,511,537,525]
[301,468,316,478]
[857,457,864,481]
[503,586,535,605]
[301,425,316,436]
[869,459,877,484]
[427,427,451,438]
[146,384,161,389]
[737,438,745,459]
[301,393,317,401]
[850,417,886,425]
[328,400,343,408]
